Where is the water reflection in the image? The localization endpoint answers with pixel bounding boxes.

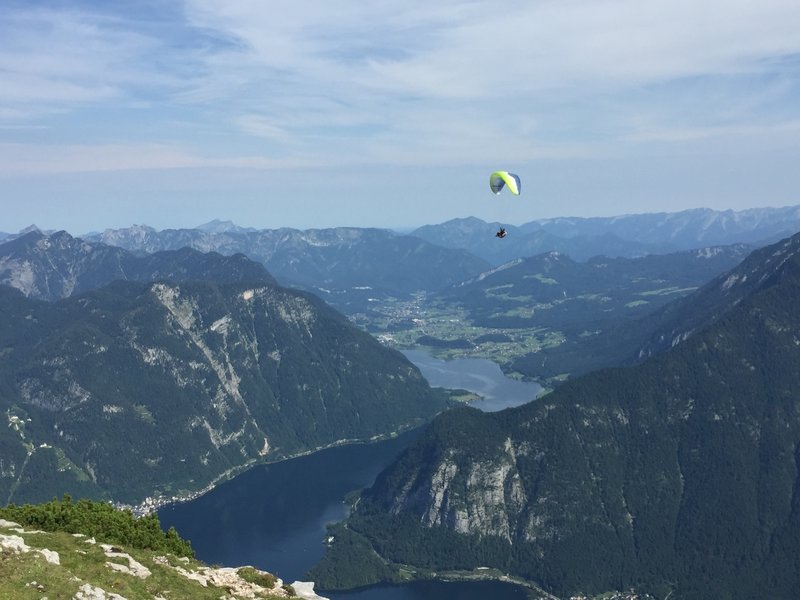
[402,349,541,412]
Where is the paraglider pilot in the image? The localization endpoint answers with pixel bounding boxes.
[489,171,519,240]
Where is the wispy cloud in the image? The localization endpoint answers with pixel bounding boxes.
[0,142,312,175]
[623,119,800,143]
[181,1,800,95]
[178,0,800,162]
[0,9,169,115]
[1,0,799,234]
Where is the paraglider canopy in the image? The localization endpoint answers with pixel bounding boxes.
[489,171,521,195]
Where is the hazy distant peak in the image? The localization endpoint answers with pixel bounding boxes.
[106,224,156,234]
[18,224,41,235]
[196,219,236,232]
[195,219,257,233]
[451,216,488,225]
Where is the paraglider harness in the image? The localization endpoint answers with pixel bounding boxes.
[495,227,507,239]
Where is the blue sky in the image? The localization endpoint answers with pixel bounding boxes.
[1,0,800,233]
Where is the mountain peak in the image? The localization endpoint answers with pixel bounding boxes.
[195,219,256,233]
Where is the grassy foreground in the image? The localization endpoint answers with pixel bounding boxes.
[0,498,302,600]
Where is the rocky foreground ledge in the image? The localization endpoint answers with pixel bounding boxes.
[0,518,327,600]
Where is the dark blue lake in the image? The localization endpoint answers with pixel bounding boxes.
[159,353,536,599]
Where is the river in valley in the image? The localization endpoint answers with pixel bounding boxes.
[159,352,541,599]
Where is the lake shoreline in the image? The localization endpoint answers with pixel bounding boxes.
[321,565,557,600]
[131,418,429,517]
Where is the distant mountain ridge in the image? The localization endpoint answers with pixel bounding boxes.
[0,230,275,301]
[412,205,800,265]
[412,217,660,265]
[527,205,800,246]
[195,219,258,234]
[315,230,800,599]
[83,225,490,301]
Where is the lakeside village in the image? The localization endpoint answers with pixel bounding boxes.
[569,593,656,600]
[113,454,268,517]
[115,488,210,518]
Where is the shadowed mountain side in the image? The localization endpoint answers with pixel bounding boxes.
[635,231,800,358]
[441,246,749,330]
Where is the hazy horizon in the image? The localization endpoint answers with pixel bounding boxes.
[4,202,800,239]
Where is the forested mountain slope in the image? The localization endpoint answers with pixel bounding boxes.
[0,278,445,505]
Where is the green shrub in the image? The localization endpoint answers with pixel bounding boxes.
[237,566,277,588]
[0,495,194,558]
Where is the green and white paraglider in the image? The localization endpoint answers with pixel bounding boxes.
[489,171,521,196]
[489,171,520,238]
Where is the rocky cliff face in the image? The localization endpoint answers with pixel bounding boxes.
[0,230,130,300]
[0,278,445,504]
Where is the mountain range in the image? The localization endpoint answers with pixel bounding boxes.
[4,207,800,597]
[412,205,800,265]
[0,230,275,302]
[314,231,800,600]
[6,205,796,313]
[0,246,447,505]
[83,225,490,299]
